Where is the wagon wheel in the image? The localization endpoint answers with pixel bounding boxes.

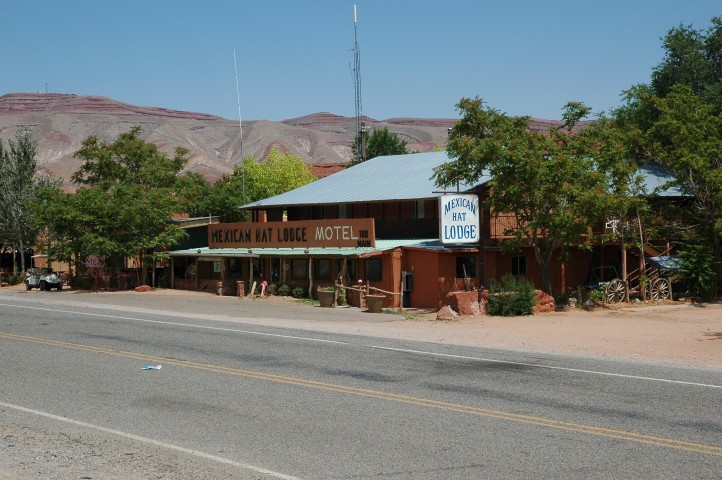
[605,278,626,303]
[650,278,671,301]
[185,264,197,280]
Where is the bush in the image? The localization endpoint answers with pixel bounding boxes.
[266,283,278,296]
[487,275,536,316]
[291,286,306,299]
[553,292,570,306]
[8,275,23,285]
[586,287,604,303]
[677,244,717,300]
[337,286,346,306]
[277,284,291,296]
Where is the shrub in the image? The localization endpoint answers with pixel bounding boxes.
[277,284,291,296]
[553,292,570,307]
[8,275,23,285]
[677,244,717,300]
[266,283,278,296]
[291,286,306,299]
[586,287,604,303]
[337,286,347,306]
[487,275,536,316]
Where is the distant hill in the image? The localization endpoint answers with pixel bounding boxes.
[0,93,562,185]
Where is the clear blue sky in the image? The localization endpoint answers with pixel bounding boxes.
[2,1,719,121]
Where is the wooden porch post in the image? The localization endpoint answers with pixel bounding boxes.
[308,256,314,299]
[248,257,253,295]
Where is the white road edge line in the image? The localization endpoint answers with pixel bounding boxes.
[0,400,302,480]
[0,302,351,346]
[2,302,721,390]
[365,346,722,389]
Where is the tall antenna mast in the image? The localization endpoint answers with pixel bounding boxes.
[233,49,246,205]
[351,4,363,163]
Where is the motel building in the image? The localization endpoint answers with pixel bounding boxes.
[167,151,681,310]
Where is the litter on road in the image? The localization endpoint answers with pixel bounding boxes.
[141,365,162,370]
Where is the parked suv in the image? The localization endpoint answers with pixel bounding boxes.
[25,268,62,291]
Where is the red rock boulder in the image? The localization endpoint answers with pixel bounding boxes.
[532,290,556,314]
[444,291,483,316]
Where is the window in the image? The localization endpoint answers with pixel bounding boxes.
[252,258,263,277]
[338,204,348,219]
[511,256,527,276]
[413,199,425,219]
[292,259,307,280]
[270,258,280,282]
[229,259,243,277]
[365,258,382,281]
[456,256,476,278]
[314,259,331,280]
[311,205,324,219]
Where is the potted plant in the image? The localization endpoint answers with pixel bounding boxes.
[365,294,386,313]
[317,286,336,307]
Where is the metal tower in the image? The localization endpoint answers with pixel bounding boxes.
[351,4,363,163]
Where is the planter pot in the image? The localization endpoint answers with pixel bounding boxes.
[365,294,385,313]
[318,289,335,308]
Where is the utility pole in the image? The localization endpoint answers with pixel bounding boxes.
[234,49,246,205]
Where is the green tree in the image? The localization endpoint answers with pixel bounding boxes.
[207,148,316,222]
[72,126,186,189]
[631,86,722,290]
[436,98,633,294]
[245,147,316,200]
[351,127,408,165]
[175,171,214,217]
[0,130,57,274]
[39,127,190,285]
[651,16,722,113]
[611,16,722,293]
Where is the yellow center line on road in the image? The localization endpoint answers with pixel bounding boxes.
[2,331,721,458]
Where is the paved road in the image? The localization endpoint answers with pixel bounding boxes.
[1,289,720,479]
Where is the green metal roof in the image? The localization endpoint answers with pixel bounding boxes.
[168,239,438,258]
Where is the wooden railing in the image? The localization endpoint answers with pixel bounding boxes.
[489,214,518,238]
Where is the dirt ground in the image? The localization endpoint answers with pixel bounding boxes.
[424,301,722,369]
[1,283,720,369]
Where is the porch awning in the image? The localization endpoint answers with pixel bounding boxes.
[167,239,441,259]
